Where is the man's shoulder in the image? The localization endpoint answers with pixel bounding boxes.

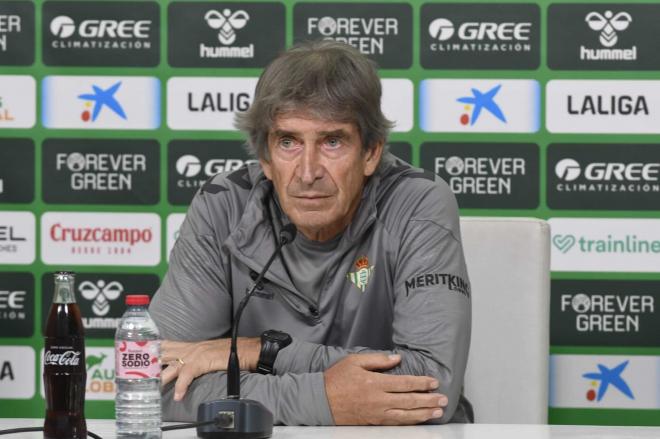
[199,162,261,197]
[375,154,460,238]
[376,154,456,216]
[188,162,266,230]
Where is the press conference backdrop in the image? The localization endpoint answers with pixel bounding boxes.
[1,0,659,426]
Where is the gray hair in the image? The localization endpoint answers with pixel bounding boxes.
[235,40,393,161]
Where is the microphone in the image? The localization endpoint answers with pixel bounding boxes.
[197,224,297,439]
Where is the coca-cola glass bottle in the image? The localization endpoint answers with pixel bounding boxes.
[43,271,87,439]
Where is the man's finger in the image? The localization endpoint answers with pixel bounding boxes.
[349,353,401,371]
[376,373,439,393]
[161,363,180,386]
[173,366,198,401]
[382,407,444,425]
[385,392,447,410]
[161,351,185,364]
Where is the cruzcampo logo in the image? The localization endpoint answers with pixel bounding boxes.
[553,234,576,253]
[347,256,375,293]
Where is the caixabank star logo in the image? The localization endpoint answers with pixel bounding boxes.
[42,1,159,66]
[42,76,160,130]
[168,2,284,67]
[420,79,540,133]
[550,355,660,409]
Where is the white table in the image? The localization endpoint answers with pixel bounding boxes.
[2,419,660,438]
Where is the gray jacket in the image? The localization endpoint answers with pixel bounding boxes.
[150,153,472,425]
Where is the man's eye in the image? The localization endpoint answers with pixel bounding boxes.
[279,138,295,148]
[326,138,342,149]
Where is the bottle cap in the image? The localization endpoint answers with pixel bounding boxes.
[126,295,150,306]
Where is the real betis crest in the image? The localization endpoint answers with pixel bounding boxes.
[347,255,375,293]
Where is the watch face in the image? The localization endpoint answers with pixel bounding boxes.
[265,330,291,344]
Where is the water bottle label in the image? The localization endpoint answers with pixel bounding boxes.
[115,340,161,379]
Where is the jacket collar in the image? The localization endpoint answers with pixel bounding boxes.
[223,156,388,285]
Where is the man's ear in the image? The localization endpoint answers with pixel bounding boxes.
[363,142,384,177]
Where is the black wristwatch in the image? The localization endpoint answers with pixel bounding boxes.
[256,330,292,375]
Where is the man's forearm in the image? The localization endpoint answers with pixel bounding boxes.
[274,339,465,423]
[162,369,334,425]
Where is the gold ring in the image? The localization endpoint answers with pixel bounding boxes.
[176,358,185,366]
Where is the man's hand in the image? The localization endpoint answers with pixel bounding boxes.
[324,353,447,425]
[161,337,261,401]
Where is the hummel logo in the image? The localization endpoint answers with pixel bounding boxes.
[585,11,632,48]
[204,9,250,45]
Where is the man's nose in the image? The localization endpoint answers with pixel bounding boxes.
[297,144,324,185]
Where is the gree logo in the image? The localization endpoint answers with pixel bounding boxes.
[555,159,660,182]
[586,11,632,48]
[553,234,576,253]
[428,18,531,42]
[50,15,151,39]
[50,16,76,38]
[204,9,249,45]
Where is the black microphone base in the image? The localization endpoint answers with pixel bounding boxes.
[196,398,273,439]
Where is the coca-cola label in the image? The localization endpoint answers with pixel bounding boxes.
[43,338,85,372]
[115,340,160,379]
[44,350,81,366]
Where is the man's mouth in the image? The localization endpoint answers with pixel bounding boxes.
[293,194,331,199]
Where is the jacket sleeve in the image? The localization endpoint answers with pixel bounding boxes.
[149,189,334,425]
[274,179,472,424]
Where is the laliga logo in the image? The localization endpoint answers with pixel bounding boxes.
[204,9,250,45]
[586,11,632,48]
[79,280,123,316]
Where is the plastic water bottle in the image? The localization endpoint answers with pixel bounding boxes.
[115,294,162,438]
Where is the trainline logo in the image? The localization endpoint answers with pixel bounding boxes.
[549,218,660,272]
[552,233,659,254]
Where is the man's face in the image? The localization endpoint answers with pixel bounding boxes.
[261,114,382,242]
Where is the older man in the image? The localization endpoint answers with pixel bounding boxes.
[149,40,472,426]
